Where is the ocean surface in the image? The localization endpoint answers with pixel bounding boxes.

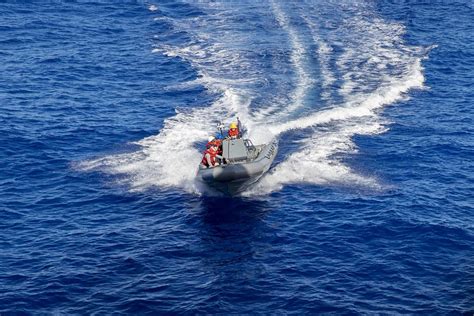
[1,1,473,314]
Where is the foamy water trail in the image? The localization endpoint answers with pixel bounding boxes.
[253,1,314,120]
[248,58,424,195]
[300,12,335,102]
[269,58,424,136]
[79,0,427,196]
[245,121,387,196]
[248,9,426,195]
[79,89,250,193]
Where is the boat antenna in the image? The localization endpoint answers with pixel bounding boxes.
[217,121,225,138]
[237,117,242,138]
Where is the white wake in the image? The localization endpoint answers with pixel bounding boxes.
[78,0,427,196]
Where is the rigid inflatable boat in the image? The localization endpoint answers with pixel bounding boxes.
[197,137,278,195]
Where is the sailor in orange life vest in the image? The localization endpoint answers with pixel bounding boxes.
[201,136,222,168]
[228,122,239,139]
[213,136,223,156]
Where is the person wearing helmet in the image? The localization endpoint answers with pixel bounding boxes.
[213,136,223,156]
[201,140,220,168]
[228,122,239,139]
[206,135,222,158]
[206,136,216,148]
[215,132,223,141]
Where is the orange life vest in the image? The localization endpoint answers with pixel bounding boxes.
[201,147,218,167]
[228,128,239,138]
[213,139,222,155]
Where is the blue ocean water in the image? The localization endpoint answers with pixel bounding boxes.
[1,1,473,314]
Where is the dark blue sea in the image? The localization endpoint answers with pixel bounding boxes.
[1,1,473,314]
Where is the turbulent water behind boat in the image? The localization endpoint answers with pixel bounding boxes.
[1,1,473,314]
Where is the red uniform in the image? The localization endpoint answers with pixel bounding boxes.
[228,128,239,138]
[201,146,218,167]
[213,139,223,155]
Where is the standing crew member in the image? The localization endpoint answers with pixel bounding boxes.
[228,122,239,139]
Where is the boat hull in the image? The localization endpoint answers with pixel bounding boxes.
[197,138,278,195]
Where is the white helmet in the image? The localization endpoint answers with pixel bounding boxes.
[208,136,215,142]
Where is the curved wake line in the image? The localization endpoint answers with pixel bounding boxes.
[270,58,424,136]
[79,1,428,196]
[246,56,426,196]
[300,13,335,102]
[254,0,314,121]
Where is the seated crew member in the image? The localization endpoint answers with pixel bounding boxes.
[228,122,239,139]
[206,136,215,148]
[207,135,223,158]
[213,134,222,155]
[212,134,225,164]
[201,140,221,168]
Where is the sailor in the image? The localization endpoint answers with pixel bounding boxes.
[215,143,223,159]
[201,140,220,168]
[214,132,223,141]
[206,136,216,148]
[228,122,239,139]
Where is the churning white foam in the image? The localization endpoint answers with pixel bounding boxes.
[245,122,386,196]
[246,10,426,195]
[148,4,158,12]
[78,89,253,194]
[79,0,427,196]
[300,12,335,102]
[253,1,315,121]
